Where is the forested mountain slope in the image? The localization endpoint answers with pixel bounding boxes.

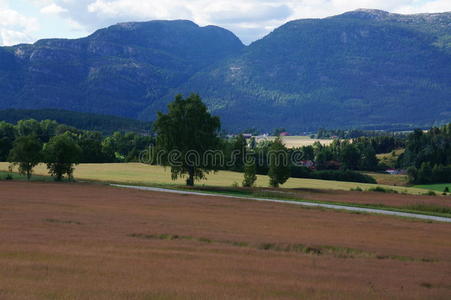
[166,9,451,131]
[0,10,450,131]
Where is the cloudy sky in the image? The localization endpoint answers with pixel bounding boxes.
[1,0,450,46]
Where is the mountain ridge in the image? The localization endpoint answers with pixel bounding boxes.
[0,10,450,131]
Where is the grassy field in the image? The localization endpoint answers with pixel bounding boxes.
[364,172,409,186]
[415,183,451,193]
[255,136,333,148]
[0,162,430,195]
[376,149,405,169]
[0,181,450,299]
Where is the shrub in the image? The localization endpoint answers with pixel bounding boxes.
[423,191,436,196]
[350,187,363,192]
[242,161,257,187]
[313,170,376,184]
[368,186,398,193]
[291,168,376,184]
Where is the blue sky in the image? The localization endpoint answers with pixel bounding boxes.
[0,0,450,46]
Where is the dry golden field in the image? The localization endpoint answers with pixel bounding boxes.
[0,162,429,195]
[255,136,333,148]
[0,181,450,299]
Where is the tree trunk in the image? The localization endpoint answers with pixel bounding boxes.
[186,168,194,186]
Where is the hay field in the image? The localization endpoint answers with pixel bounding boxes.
[0,162,428,195]
[255,136,333,148]
[0,181,450,299]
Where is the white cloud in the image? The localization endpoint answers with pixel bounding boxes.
[0,7,39,46]
[87,0,192,20]
[396,0,451,14]
[40,3,67,14]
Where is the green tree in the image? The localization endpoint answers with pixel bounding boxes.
[0,121,16,161]
[8,135,42,180]
[231,134,247,171]
[417,162,433,184]
[153,94,221,186]
[314,146,333,170]
[242,160,257,187]
[340,144,361,170]
[268,138,290,188]
[407,166,418,184]
[77,131,108,163]
[301,145,315,161]
[359,144,379,171]
[15,119,41,137]
[44,134,82,181]
[39,120,58,143]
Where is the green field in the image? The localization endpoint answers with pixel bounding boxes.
[0,162,430,195]
[415,183,451,193]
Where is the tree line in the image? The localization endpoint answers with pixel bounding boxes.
[1,94,449,187]
[152,95,450,187]
[0,109,152,134]
[0,119,153,180]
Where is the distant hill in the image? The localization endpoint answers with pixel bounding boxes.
[0,10,450,131]
[0,109,151,134]
[167,9,451,131]
[0,20,244,118]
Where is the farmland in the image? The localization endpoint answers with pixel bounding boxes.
[364,172,409,186]
[255,136,333,148]
[0,162,429,195]
[0,181,450,299]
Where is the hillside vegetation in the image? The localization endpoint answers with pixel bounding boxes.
[0,20,243,119]
[0,10,450,131]
[174,10,451,131]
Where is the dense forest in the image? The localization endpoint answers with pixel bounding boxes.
[399,124,451,184]
[0,109,152,134]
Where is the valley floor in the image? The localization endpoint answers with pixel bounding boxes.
[0,162,429,195]
[0,182,450,299]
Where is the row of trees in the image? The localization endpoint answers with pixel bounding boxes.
[407,163,451,185]
[0,119,153,163]
[3,94,448,187]
[1,119,154,181]
[8,133,81,181]
[316,128,408,141]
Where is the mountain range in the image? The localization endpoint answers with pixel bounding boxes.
[0,9,450,132]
